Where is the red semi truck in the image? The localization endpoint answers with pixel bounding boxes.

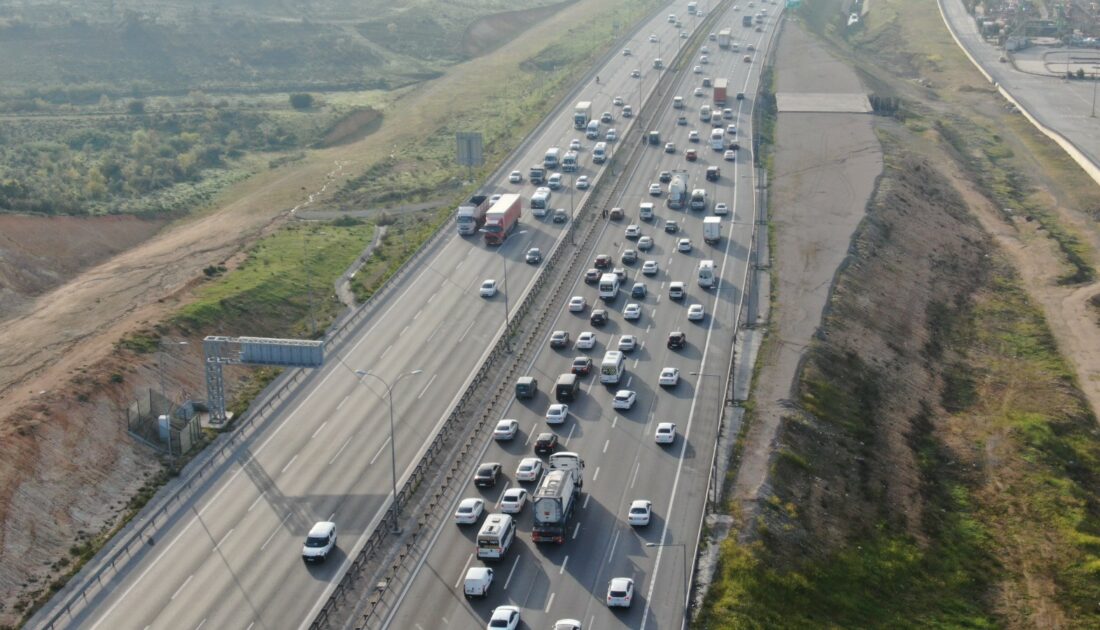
[713,78,728,107]
[483,194,521,245]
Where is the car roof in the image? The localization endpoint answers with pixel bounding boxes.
[630,499,650,508]
[308,521,335,537]
[658,422,675,429]
[467,566,492,579]
[503,487,525,497]
[459,497,481,507]
[610,577,633,587]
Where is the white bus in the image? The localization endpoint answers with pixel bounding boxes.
[601,351,626,384]
[598,273,620,300]
[477,514,516,560]
[710,128,726,151]
[698,260,716,287]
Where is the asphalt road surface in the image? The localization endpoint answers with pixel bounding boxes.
[380,4,782,630]
[940,0,1100,178]
[44,2,753,630]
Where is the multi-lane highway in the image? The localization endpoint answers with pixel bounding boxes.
[381,2,781,628]
[42,2,759,629]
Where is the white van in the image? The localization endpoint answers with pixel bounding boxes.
[673,96,684,109]
[669,281,685,300]
[463,567,494,598]
[698,260,716,287]
[639,202,654,221]
[477,514,516,560]
[593,142,608,164]
[531,187,551,216]
[700,105,712,121]
[586,119,600,139]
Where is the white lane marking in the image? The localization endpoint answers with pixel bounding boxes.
[561,555,570,574]
[573,522,582,540]
[589,616,595,629]
[626,375,633,387]
[612,416,618,429]
[245,623,254,630]
[427,292,436,304]
[336,395,350,410]
[607,530,620,563]
[564,424,575,446]
[583,493,591,509]
[248,492,266,512]
[495,482,511,510]
[631,460,641,488]
[503,556,521,590]
[455,259,465,270]
[280,454,299,475]
[194,618,206,630]
[426,326,439,343]
[369,437,392,466]
[260,513,292,551]
[525,428,535,446]
[454,553,474,589]
[380,344,391,359]
[311,421,328,439]
[593,467,600,481]
[458,320,476,342]
[413,309,422,320]
[171,574,193,601]
[329,434,354,465]
[328,512,336,522]
[603,439,610,454]
[400,325,409,337]
[416,374,437,400]
[545,592,556,613]
[215,528,234,551]
[441,618,448,626]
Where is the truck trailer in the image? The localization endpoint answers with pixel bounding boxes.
[713,78,728,107]
[667,173,688,210]
[532,470,579,543]
[717,28,732,48]
[574,101,593,129]
[455,194,491,235]
[483,194,521,245]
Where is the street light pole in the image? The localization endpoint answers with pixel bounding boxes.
[646,541,690,624]
[354,369,423,534]
[570,174,576,245]
[1092,66,1098,118]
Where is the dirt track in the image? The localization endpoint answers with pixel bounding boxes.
[732,19,883,513]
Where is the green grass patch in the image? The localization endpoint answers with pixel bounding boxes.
[172,221,374,338]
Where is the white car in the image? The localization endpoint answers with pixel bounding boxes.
[618,334,638,351]
[641,260,659,275]
[727,124,738,135]
[724,150,737,161]
[553,621,583,630]
[623,48,632,56]
[688,304,705,321]
[677,238,693,252]
[490,193,502,205]
[701,45,711,54]
[500,488,528,514]
[659,367,680,386]
[546,403,569,424]
[576,175,590,190]
[548,172,563,190]
[606,128,618,141]
[625,224,641,239]
[480,279,497,297]
[628,499,652,526]
[714,202,729,215]
[655,422,677,444]
[649,34,658,42]
[569,296,587,312]
[693,87,704,97]
[688,130,700,142]
[454,498,485,524]
[570,138,582,150]
[488,605,521,630]
[631,68,641,78]
[509,170,523,183]
[638,236,654,250]
[623,303,642,320]
[493,419,519,440]
[575,331,597,349]
[648,182,662,196]
[613,389,637,410]
[516,458,544,482]
[607,577,635,608]
[613,96,624,106]
[700,55,709,64]
[693,65,702,74]
[301,521,337,562]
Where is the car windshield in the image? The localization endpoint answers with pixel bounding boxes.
[305,536,329,547]
[631,507,647,513]
[489,620,511,628]
[610,590,627,597]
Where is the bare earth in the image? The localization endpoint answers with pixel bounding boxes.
[0,0,625,623]
[732,20,883,513]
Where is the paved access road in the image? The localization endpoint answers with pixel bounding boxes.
[940,0,1100,178]
[380,4,782,629]
[44,3,726,630]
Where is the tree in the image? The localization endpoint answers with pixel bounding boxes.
[289,93,314,110]
[128,99,146,115]
[1077,68,1086,79]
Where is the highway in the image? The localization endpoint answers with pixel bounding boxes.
[380,2,781,629]
[45,2,739,630]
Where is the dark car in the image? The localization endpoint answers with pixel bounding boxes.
[659,170,673,183]
[534,432,559,455]
[729,141,740,152]
[621,249,638,264]
[665,219,679,233]
[631,282,648,298]
[667,331,687,350]
[609,207,625,220]
[550,330,570,348]
[526,247,543,264]
[590,309,608,326]
[594,254,612,269]
[585,268,601,284]
[474,463,502,487]
[572,356,593,375]
[685,149,698,162]
[706,166,720,182]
